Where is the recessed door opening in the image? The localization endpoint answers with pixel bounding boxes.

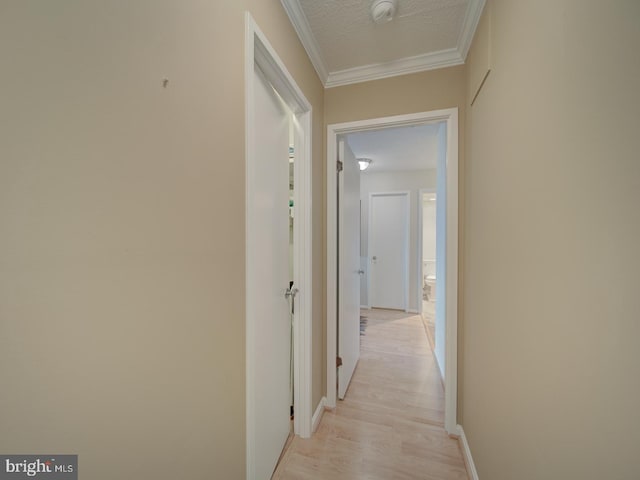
[327,109,459,435]
[419,189,445,378]
[420,191,437,344]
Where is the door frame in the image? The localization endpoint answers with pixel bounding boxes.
[368,191,410,312]
[326,109,459,435]
[245,13,313,479]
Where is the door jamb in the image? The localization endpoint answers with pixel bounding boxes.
[245,12,313,479]
[326,109,459,435]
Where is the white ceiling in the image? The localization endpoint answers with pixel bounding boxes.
[281,0,485,87]
[345,122,443,173]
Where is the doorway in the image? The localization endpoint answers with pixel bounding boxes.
[326,109,459,435]
[245,14,313,480]
[419,189,446,377]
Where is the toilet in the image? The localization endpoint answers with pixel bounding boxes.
[422,260,437,301]
[425,274,436,300]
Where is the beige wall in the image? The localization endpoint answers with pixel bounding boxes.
[0,1,324,478]
[325,66,467,126]
[462,1,640,478]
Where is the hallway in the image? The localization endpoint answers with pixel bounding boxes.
[273,309,468,479]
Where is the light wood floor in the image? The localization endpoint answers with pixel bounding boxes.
[273,307,468,480]
[422,300,436,350]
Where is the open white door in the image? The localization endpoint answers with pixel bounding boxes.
[249,65,292,479]
[338,140,361,399]
[369,192,409,310]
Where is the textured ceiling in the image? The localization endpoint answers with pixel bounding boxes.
[345,123,443,173]
[281,0,486,86]
[299,0,468,72]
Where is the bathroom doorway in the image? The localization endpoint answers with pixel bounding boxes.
[419,190,438,351]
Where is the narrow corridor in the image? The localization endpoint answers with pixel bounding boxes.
[274,308,468,479]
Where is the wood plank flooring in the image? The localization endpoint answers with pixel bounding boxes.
[273,307,468,480]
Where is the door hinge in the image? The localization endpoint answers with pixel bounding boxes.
[290,405,294,420]
[336,356,343,367]
[336,160,343,172]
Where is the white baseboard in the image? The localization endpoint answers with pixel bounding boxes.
[312,397,327,433]
[407,309,419,314]
[456,425,479,480]
[360,305,369,310]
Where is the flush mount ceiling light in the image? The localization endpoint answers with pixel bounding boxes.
[358,158,372,171]
[371,0,398,24]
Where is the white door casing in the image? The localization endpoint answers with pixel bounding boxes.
[246,13,313,480]
[326,109,459,436]
[434,123,447,378]
[368,192,410,311]
[338,140,361,400]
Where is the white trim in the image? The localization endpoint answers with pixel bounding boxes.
[326,132,338,410]
[245,13,314,479]
[325,49,463,88]
[245,19,257,479]
[311,397,327,433]
[407,309,419,314]
[443,109,459,434]
[326,109,459,434]
[368,191,410,312]
[280,0,328,84]
[404,193,410,312]
[458,0,487,60]
[281,0,485,88]
[456,425,480,480]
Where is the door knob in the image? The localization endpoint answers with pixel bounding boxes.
[357,270,365,275]
[285,287,299,315]
[284,287,299,299]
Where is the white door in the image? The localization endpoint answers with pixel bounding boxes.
[369,193,409,310]
[338,140,361,399]
[250,65,292,480]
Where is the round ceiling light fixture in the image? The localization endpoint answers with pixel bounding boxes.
[357,158,372,171]
[371,0,398,24]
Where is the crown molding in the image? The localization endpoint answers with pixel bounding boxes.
[325,48,464,88]
[280,0,329,85]
[281,0,486,89]
[458,0,487,60]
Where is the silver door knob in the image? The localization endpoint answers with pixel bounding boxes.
[285,287,299,315]
[357,270,365,275]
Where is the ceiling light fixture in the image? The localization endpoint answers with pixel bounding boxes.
[371,0,398,24]
[358,158,372,171]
